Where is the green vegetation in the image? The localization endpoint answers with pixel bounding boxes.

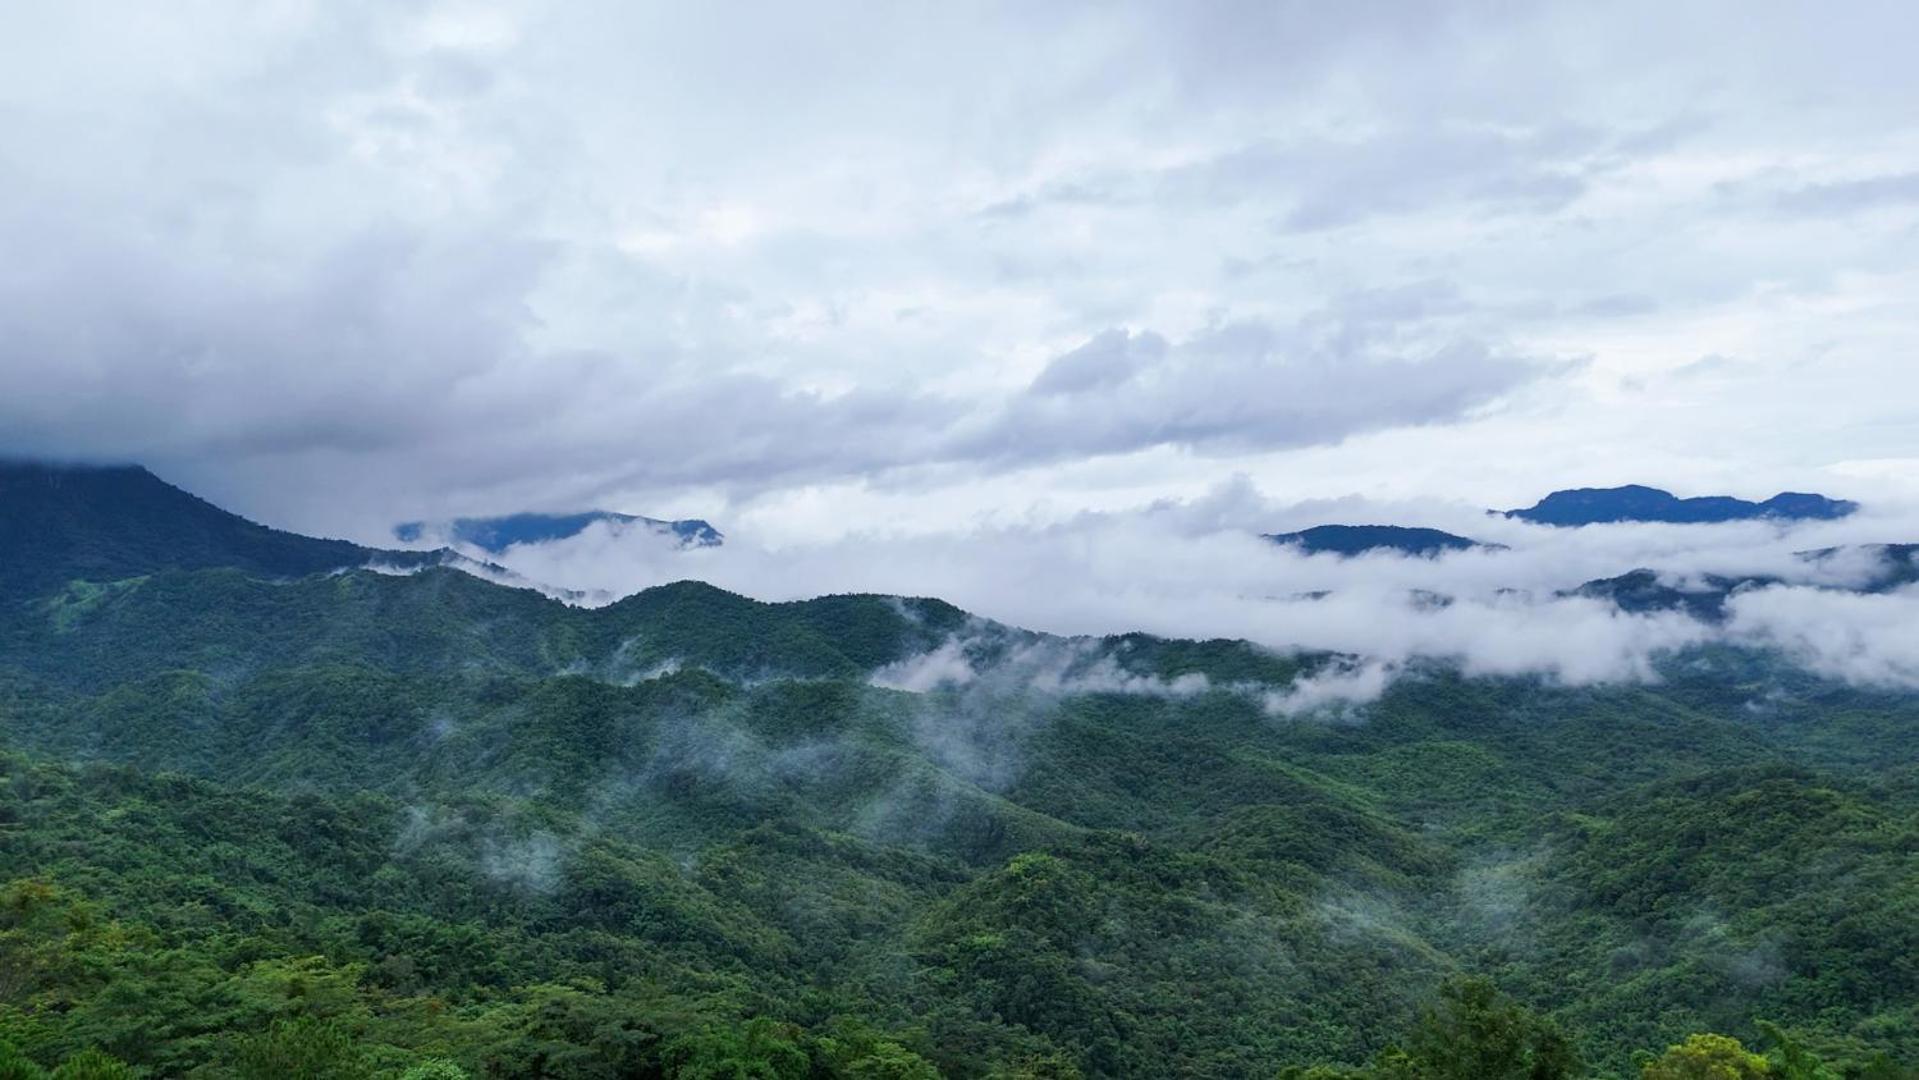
[0,468,1914,1076]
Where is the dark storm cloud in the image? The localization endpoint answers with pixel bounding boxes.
[0,196,1544,498]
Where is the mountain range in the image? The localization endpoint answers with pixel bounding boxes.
[1264,486,1858,560]
[0,460,1913,1078]
[1504,484,1858,526]
[1565,544,1919,621]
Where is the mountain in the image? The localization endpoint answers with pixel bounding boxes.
[1264,523,1500,557]
[1567,543,1919,621]
[1564,568,1764,621]
[395,510,724,552]
[0,465,1914,1077]
[0,460,433,600]
[1505,484,1858,526]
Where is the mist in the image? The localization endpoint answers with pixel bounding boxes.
[391,480,1919,703]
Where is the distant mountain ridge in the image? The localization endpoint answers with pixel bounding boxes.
[1506,484,1857,526]
[395,510,723,553]
[1264,524,1500,557]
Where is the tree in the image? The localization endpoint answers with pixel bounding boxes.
[811,1020,939,1080]
[48,1051,136,1080]
[1402,977,1581,1080]
[0,1040,47,1080]
[662,1019,810,1080]
[1753,1022,1838,1080]
[1639,1034,1770,1080]
[984,1052,1083,1079]
[231,1018,370,1080]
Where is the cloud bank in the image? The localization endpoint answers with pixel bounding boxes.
[413,479,1919,708]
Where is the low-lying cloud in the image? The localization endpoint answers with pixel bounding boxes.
[1724,584,1919,689]
[873,634,1212,701]
[410,479,1919,706]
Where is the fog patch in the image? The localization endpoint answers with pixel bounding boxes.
[1723,584,1919,688]
[393,805,569,894]
[1313,887,1437,962]
[1448,849,1545,949]
[1262,659,1397,718]
[872,633,1233,788]
[871,638,979,693]
[480,830,564,893]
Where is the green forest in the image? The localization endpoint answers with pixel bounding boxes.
[1,467,1915,1078]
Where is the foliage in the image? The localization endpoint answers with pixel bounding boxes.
[1400,977,1580,1080]
[1640,1033,1771,1079]
[0,476,1914,1076]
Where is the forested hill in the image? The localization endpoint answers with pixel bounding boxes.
[0,461,424,601]
[0,463,1915,1078]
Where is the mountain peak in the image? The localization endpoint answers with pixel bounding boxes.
[1505,485,1857,526]
[0,458,384,600]
[1263,524,1499,558]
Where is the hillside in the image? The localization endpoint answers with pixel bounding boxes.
[0,465,1914,1078]
[0,461,431,601]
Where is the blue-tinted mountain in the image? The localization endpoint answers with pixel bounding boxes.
[0,460,432,600]
[395,509,723,552]
[1506,484,1857,526]
[1264,523,1500,557]
[1564,568,1766,622]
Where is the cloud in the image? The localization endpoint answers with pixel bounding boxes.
[955,322,1541,466]
[1027,329,1165,396]
[457,477,1919,702]
[1723,584,1919,688]
[1261,659,1398,718]
[1774,173,1919,216]
[874,633,1214,701]
[0,232,1547,528]
[0,2,1917,545]
[871,638,982,693]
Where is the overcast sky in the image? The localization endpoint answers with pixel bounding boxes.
[3,2,1917,542]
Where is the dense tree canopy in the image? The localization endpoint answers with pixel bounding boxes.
[0,488,1914,1076]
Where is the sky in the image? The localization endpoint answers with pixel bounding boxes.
[3,1,1918,547]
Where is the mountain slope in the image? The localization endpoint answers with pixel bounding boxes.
[0,460,423,600]
[1,464,1916,1077]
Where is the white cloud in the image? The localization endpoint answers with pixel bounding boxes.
[0,2,1914,541]
[1261,660,1399,718]
[454,479,1919,699]
[1724,584,1919,688]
